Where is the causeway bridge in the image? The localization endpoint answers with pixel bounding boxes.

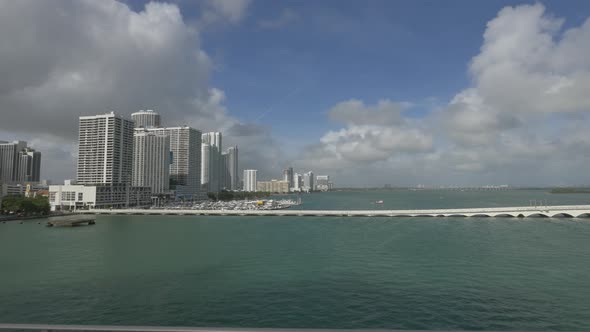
[78,205,590,218]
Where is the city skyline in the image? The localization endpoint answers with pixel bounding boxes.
[2,1,590,187]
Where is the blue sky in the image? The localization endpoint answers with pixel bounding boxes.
[162,0,590,149]
[3,0,590,185]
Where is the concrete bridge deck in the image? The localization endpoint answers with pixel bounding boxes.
[78,205,590,218]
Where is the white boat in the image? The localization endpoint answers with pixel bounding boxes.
[375,200,384,204]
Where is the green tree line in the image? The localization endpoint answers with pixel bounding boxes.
[0,196,50,215]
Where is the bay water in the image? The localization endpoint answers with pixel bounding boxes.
[1,190,590,330]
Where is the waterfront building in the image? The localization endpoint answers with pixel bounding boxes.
[316,175,330,191]
[243,169,257,192]
[77,112,134,185]
[201,143,210,192]
[283,167,294,189]
[50,112,151,211]
[223,146,238,190]
[17,148,41,183]
[202,132,222,192]
[132,129,170,194]
[131,109,161,128]
[303,171,315,192]
[145,126,202,199]
[257,179,289,194]
[49,183,151,210]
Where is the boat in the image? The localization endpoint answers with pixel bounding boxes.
[375,200,384,204]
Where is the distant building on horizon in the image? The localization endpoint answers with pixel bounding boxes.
[303,171,314,192]
[0,141,41,185]
[132,129,170,194]
[316,175,330,191]
[131,109,161,128]
[17,147,41,183]
[243,169,257,192]
[257,179,289,194]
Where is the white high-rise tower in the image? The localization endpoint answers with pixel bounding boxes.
[243,169,257,192]
[202,132,222,192]
[77,112,134,185]
[132,129,170,194]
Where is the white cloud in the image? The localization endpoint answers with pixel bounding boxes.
[199,0,252,25]
[0,0,283,182]
[299,4,590,186]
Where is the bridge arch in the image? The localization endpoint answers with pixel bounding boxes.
[576,213,590,218]
[448,214,467,218]
[528,213,549,218]
[551,213,574,218]
[493,213,515,218]
[471,214,491,218]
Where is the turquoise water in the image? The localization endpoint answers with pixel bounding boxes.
[1,190,590,330]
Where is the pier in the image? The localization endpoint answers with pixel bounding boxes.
[77,205,590,218]
[46,217,96,227]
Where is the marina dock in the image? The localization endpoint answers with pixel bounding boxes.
[46,217,96,227]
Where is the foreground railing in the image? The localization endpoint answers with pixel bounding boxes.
[0,324,505,332]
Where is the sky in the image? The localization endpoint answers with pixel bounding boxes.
[1,0,590,187]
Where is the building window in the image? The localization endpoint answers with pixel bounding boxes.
[78,193,83,201]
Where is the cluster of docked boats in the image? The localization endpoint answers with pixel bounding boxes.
[161,199,300,211]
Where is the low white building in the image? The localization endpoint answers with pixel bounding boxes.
[49,183,151,211]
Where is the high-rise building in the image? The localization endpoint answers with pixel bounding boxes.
[292,173,302,192]
[131,110,161,128]
[202,132,222,192]
[283,167,294,189]
[0,141,28,183]
[77,112,134,185]
[243,169,257,192]
[132,129,170,194]
[223,146,238,190]
[145,126,202,198]
[303,171,315,191]
[201,143,210,192]
[17,147,41,183]
[220,151,228,190]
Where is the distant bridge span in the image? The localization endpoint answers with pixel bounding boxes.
[78,205,590,218]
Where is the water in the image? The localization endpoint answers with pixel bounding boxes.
[1,190,590,330]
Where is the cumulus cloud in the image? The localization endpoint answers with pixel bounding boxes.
[328,99,405,126]
[0,0,285,182]
[298,3,590,186]
[297,100,433,175]
[199,0,252,25]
